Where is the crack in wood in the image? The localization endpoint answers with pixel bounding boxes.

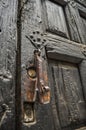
[20,0,29,12]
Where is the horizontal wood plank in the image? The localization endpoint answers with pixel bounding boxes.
[46,38,85,63]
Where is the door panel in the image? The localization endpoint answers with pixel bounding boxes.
[45,0,68,38]
[49,61,86,130]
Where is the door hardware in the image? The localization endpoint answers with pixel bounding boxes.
[22,62,37,125]
[22,31,50,126]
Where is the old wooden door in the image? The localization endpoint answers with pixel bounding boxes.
[0,0,86,130]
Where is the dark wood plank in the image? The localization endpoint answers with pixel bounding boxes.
[21,0,86,130]
[46,40,85,63]
[75,0,86,7]
[65,1,86,44]
[21,0,54,130]
[80,16,86,44]
[76,3,86,43]
[48,63,62,130]
[45,0,69,38]
[49,61,86,129]
[79,60,86,101]
[77,2,86,14]
[0,0,17,129]
[52,65,71,127]
[61,63,86,123]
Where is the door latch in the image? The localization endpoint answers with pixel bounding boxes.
[22,31,50,126]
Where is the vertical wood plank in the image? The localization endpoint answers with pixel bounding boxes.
[65,1,86,44]
[49,63,62,130]
[45,0,68,38]
[61,63,86,123]
[79,60,86,101]
[0,0,18,129]
[49,61,86,129]
[80,16,86,42]
[52,64,71,128]
[21,0,54,130]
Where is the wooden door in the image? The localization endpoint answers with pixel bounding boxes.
[0,0,86,130]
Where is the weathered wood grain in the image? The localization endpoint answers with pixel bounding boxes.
[45,0,69,38]
[80,16,86,42]
[21,0,86,130]
[48,63,62,130]
[77,2,86,13]
[79,60,86,101]
[61,63,86,123]
[76,3,86,43]
[49,61,86,129]
[0,0,17,130]
[52,65,71,127]
[65,1,86,44]
[75,0,86,7]
[77,4,86,44]
[0,0,86,129]
[46,39,85,63]
[21,0,54,130]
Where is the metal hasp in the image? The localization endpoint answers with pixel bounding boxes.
[23,61,37,126]
[34,49,50,104]
[22,31,50,126]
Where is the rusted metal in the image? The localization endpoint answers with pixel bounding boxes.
[34,50,50,104]
[22,31,50,126]
[23,102,36,126]
[24,74,37,102]
[25,31,50,105]
[22,63,37,125]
